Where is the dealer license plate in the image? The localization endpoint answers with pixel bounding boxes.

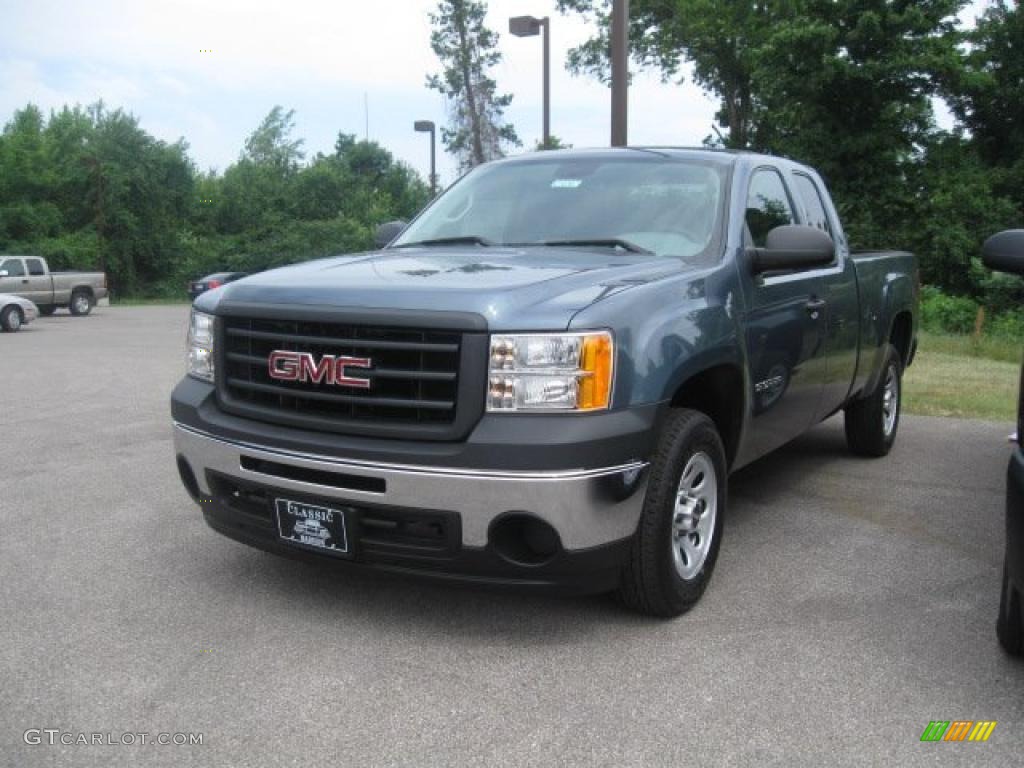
[275,498,350,557]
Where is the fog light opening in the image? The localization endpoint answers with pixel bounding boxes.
[490,514,562,566]
[176,455,201,502]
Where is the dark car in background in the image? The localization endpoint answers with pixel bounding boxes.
[188,272,248,300]
[983,229,1024,656]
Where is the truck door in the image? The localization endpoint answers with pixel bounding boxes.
[740,168,828,461]
[789,172,859,421]
[0,257,29,297]
[23,258,52,307]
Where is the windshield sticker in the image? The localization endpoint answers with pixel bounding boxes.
[551,179,582,189]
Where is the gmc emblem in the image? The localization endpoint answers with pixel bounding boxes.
[268,350,372,389]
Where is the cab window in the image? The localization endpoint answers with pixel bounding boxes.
[745,169,795,247]
[0,258,26,277]
[26,258,45,276]
[792,173,833,237]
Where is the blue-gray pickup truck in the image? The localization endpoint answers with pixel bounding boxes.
[171,148,918,616]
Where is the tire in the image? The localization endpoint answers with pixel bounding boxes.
[844,343,902,457]
[997,564,1023,656]
[618,408,727,617]
[1,305,23,332]
[38,305,56,317]
[69,290,93,316]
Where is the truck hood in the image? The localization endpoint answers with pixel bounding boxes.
[207,246,683,330]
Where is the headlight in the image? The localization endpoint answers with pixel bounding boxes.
[488,331,613,412]
[186,310,215,382]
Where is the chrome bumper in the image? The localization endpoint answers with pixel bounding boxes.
[173,423,648,550]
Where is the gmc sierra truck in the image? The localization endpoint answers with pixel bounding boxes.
[0,255,108,316]
[171,148,918,617]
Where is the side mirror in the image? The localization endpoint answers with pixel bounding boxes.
[750,225,835,273]
[0,270,8,277]
[374,220,407,250]
[982,230,1024,276]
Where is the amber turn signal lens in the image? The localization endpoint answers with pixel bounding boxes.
[578,333,613,410]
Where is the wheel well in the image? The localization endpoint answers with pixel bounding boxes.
[890,311,913,367]
[669,364,744,468]
[73,286,95,298]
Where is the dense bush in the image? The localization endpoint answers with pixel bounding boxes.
[920,286,981,335]
[921,285,1023,340]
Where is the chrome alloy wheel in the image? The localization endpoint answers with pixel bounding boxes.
[72,294,90,314]
[882,364,899,438]
[671,451,718,580]
[8,310,21,331]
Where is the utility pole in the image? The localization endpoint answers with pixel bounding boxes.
[610,0,629,147]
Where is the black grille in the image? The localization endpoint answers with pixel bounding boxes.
[217,315,485,439]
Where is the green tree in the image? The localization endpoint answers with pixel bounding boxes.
[0,105,61,242]
[427,0,520,170]
[945,1,1024,211]
[242,106,305,172]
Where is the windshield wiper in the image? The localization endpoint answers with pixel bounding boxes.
[522,238,653,255]
[393,236,495,248]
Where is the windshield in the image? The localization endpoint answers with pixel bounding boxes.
[393,155,729,263]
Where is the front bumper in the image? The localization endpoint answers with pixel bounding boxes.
[1006,447,1024,588]
[172,380,657,592]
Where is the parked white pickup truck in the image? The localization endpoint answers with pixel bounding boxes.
[0,255,108,316]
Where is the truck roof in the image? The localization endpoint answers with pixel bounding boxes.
[491,146,810,173]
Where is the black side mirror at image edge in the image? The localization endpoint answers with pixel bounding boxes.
[982,229,1024,276]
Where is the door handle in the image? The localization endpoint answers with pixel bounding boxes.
[21,279,29,284]
[805,298,827,320]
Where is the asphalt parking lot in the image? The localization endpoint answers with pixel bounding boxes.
[2,305,1023,767]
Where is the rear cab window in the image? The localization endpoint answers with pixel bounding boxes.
[26,258,46,276]
[791,174,833,238]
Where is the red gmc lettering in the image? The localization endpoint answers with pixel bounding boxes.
[268,351,371,389]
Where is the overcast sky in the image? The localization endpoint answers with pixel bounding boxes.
[0,0,993,186]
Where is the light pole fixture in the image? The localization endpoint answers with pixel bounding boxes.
[509,15,551,147]
[610,0,629,147]
[414,120,437,196]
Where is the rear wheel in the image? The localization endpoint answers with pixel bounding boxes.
[69,290,93,316]
[617,409,727,617]
[1,305,23,332]
[997,564,1023,656]
[845,343,902,457]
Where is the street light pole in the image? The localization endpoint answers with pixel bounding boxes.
[413,120,437,196]
[610,0,629,147]
[510,15,551,147]
[541,16,550,146]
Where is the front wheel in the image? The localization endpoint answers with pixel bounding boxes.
[844,344,902,457]
[69,290,93,316]
[618,409,727,617]
[1,305,23,332]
